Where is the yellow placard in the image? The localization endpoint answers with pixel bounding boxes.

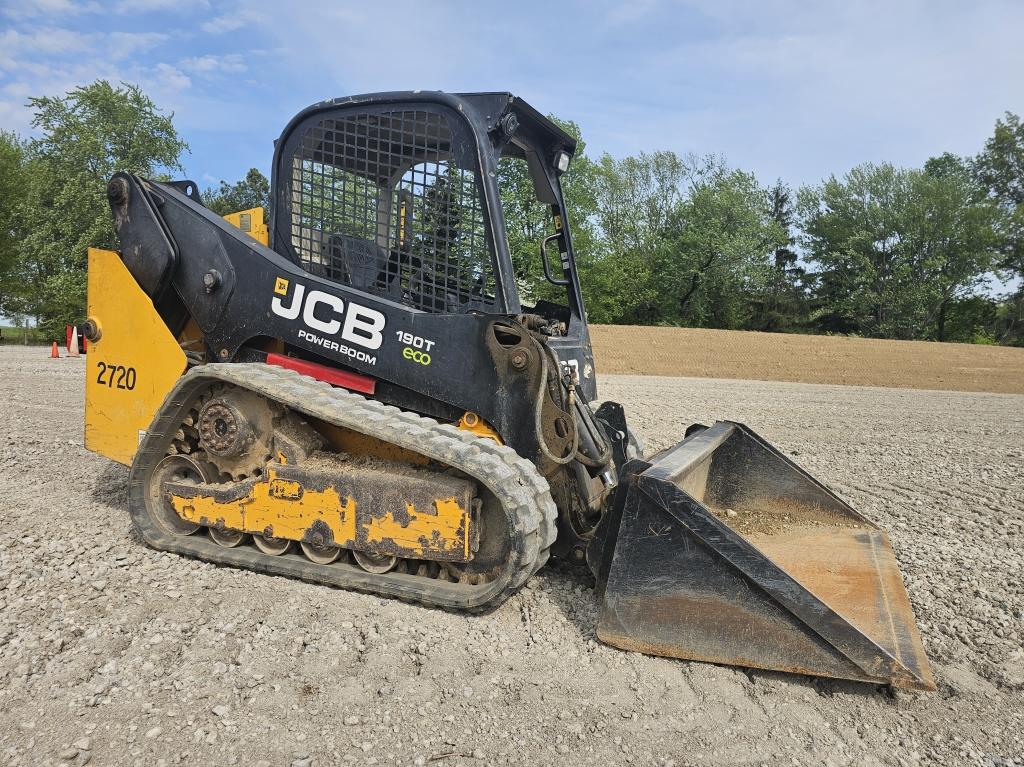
[222,207,269,246]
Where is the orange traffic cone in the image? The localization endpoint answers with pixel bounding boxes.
[68,326,80,357]
[50,342,60,358]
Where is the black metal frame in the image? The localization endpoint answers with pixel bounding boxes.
[107,91,610,542]
[276,101,498,314]
[269,92,597,396]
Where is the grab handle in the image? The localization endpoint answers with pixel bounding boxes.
[540,232,569,286]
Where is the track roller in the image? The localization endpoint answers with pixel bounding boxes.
[253,533,292,556]
[209,528,246,547]
[300,541,341,564]
[353,550,398,574]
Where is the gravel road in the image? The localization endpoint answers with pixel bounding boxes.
[1,345,1021,767]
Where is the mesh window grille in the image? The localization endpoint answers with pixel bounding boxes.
[287,109,497,313]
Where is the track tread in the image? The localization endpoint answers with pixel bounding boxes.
[128,363,558,611]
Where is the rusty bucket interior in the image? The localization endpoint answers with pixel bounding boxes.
[589,421,935,690]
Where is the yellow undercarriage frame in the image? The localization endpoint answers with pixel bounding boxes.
[167,463,476,561]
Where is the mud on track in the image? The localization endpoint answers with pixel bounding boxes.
[0,345,1022,767]
[591,325,1024,394]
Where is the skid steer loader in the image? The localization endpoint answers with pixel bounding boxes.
[83,91,934,690]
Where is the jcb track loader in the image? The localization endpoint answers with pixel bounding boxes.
[83,91,934,690]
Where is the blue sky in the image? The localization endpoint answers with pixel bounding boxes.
[1,0,1023,194]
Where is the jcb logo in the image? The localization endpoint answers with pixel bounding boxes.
[271,277,386,350]
[402,347,431,366]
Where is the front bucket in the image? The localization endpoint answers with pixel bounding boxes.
[588,422,935,690]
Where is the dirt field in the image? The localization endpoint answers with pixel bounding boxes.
[1,345,1022,767]
[591,326,1024,394]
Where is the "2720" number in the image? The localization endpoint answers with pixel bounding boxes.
[96,361,137,391]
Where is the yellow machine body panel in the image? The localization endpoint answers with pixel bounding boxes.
[84,248,186,466]
[362,498,471,559]
[456,411,503,444]
[169,465,473,560]
[222,207,269,246]
[317,422,430,466]
[173,472,358,543]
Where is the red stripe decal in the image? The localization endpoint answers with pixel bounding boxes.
[266,352,376,395]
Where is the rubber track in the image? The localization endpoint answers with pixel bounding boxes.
[128,363,559,611]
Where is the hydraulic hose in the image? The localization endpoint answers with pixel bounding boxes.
[533,343,614,469]
[573,400,613,468]
[533,344,578,466]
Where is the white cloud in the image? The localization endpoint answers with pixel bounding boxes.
[0,98,33,134]
[0,27,93,69]
[106,32,170,58]
[3,0,101,19]
[180,53,246,75]
[2,81,32,98]
[4,0,1023,193]
[604,0,661,28]
[151,63,192,92]
[0,26,168,74]
[200,12,248,35]
[610,0,1024,184]
[0,4,259,140]
[247,0,491,93]
[113,0,209,13]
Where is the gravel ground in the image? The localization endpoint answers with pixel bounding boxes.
[0,345,1021,767]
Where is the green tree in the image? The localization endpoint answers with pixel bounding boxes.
[912,154,1000,340]
[940,295,1001,344]
[497,117,604,313]
[585,150,694,322]
[798,164,920,337]
[800,161,999,340]
[652,167,784,328]
[592,151,690,256]
[750,181,808,331]
[404,163,496,310]
[517,147,783,328]
[203,168,270,216]
[973,112,1024,344]
[0,131,28,319]
[18,80,187,337]
[498,146,559,300]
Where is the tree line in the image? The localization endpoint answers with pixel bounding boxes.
[505,120,1022,344]
[0,80,1021,345]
